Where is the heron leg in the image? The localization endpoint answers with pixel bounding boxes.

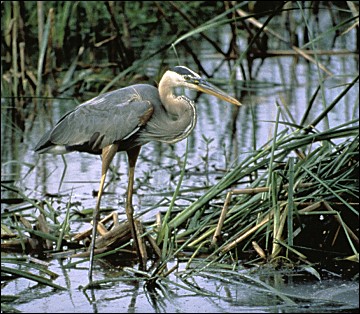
[126,145,145,269]
[88,143,118,284]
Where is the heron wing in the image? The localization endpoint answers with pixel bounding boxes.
[47,93,154,153]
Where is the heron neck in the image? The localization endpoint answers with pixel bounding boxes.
[159,76,188,116]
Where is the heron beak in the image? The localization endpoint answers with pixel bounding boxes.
[191,78,242,106]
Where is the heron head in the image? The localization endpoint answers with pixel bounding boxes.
[166,66,242,106]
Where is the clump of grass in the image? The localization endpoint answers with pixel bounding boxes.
[158,99,358,279]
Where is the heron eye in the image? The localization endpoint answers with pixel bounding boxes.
[185,75,199,84]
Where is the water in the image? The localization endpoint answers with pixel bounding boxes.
[2,258,359,313]
[1,7,359,313]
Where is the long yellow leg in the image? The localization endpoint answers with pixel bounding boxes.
[88,144,118,283]
[126,146,145,269]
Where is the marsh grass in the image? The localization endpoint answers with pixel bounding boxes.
[177,118,358,264]
[1,1,358,308]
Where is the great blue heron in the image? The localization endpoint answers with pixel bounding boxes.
[35,66,241,284]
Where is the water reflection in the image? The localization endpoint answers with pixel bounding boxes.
[3,257,358,313]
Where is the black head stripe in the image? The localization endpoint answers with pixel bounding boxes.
[170,66,200,78]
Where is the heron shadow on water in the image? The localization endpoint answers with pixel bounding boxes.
[34,66,241,287]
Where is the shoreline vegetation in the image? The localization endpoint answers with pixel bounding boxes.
[1,1,358,310]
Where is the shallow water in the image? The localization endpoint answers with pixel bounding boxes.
[2,258,359,313]
[1,7,359,313]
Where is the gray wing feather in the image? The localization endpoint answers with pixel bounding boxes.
[49,95,153,151]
